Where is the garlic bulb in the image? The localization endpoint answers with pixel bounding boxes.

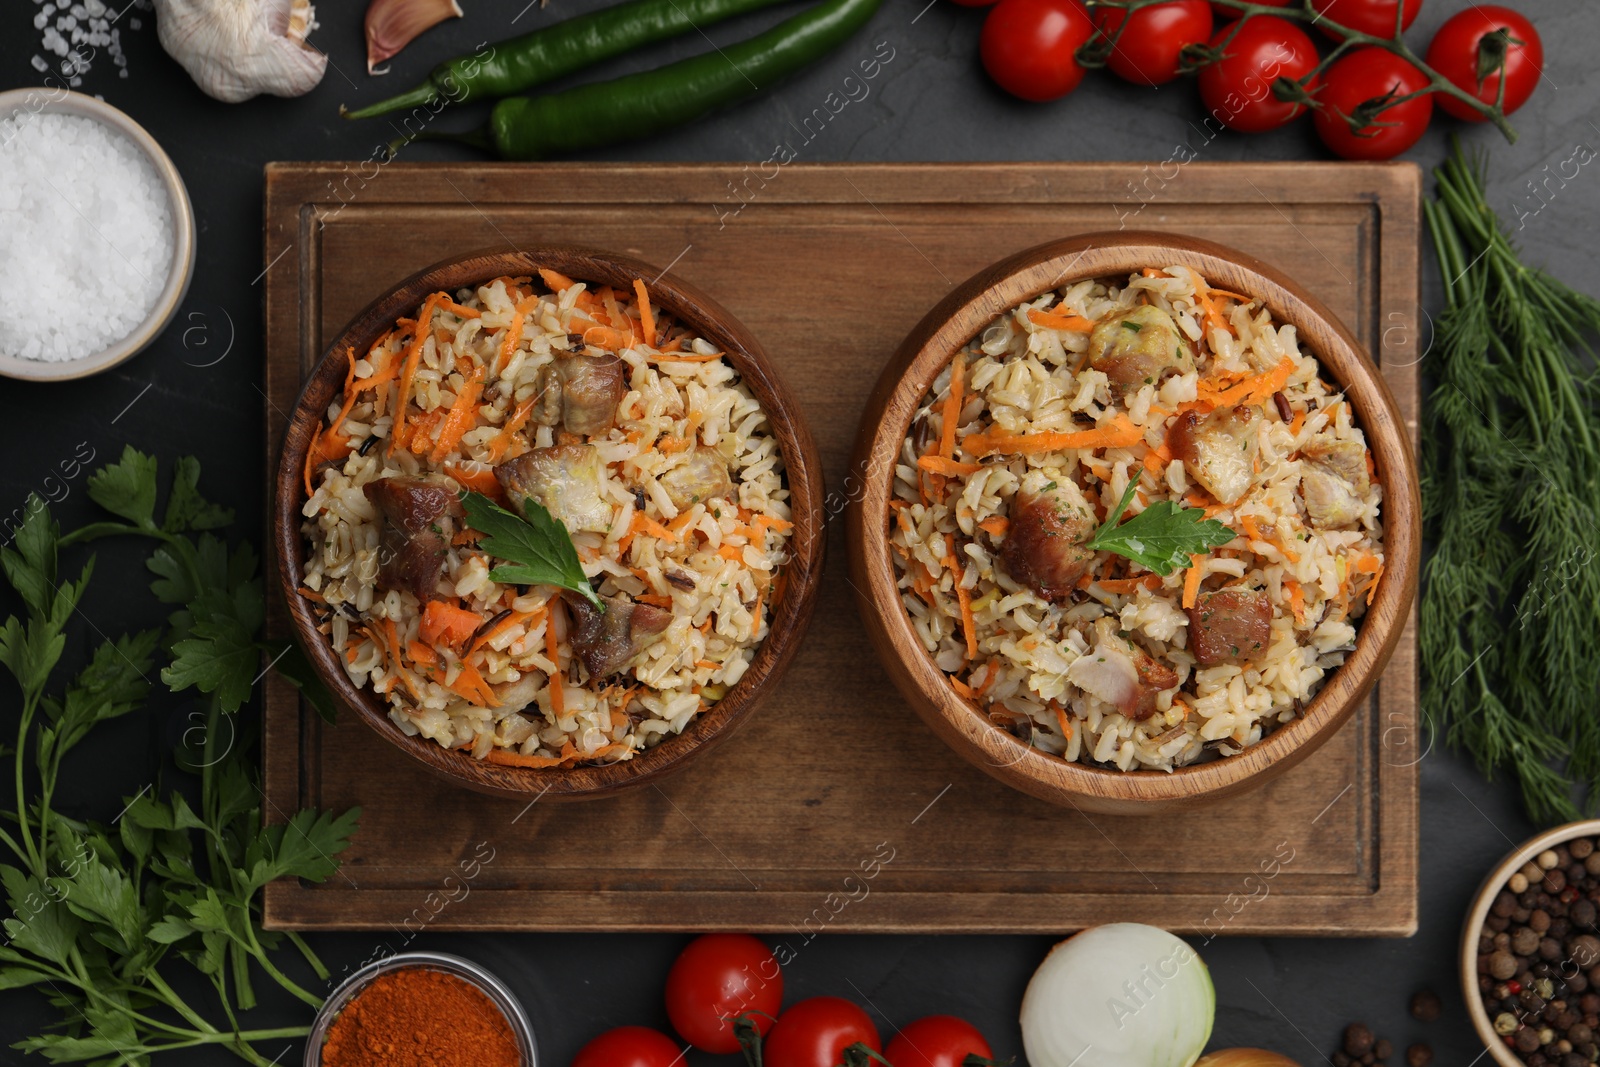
[154,0,327,103]
[366,0,464,74]
[1195,1050,1303,1067]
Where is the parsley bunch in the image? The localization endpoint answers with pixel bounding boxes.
[0,447,358,1065]
[1422,140,1600,824]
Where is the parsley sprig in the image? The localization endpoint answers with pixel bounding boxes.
[1084,476,1236,577]
[461,491,601,609]
[0,448,358,1065]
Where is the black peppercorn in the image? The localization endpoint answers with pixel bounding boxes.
[1410,988,1442,1021]
[1344,1023,1375,1057]
[1405,1043,1432,1067]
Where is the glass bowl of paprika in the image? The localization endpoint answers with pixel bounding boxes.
[305,950,537,1067]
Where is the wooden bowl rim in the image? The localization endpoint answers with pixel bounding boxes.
[849,230,1421,808]
[274,245,825,799]
[1458,818,1600,1067]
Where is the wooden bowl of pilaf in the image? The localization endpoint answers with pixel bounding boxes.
[846,232,1420,815]
[274,247,824,800]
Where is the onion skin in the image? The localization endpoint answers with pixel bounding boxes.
[1195,1051,1303,1067]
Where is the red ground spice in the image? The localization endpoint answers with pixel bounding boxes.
[320,966,520,1067]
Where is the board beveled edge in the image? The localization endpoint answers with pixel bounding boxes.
[260,160,1421,936]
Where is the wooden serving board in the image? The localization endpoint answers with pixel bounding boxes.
[261,162,1421,936]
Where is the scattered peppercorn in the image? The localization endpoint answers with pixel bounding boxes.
[1410,988,1442,1022]
[1344,1022,1376,1057]
[1405,1043,1432,1067]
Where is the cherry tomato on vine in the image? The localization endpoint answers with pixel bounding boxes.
[763,997,881,1067]
[1312,46,1433,159]
[1308,0,1422,39]
[981,0,1096,102]
[1196,16,1320,133]
[570,1026,682,1067]
[1426,4,1543,121]
[885,1015,997,1067]
[1092,0,1213,86]
[663,934,783,1054]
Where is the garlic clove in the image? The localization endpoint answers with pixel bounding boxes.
[365,0,464,75]
[154,0,327,104]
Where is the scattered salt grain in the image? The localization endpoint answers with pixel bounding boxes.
[0,112,173,362]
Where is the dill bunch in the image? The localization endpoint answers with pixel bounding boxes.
[1422,139,1600,824]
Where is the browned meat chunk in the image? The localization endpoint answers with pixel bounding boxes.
[999,479,1097,602]
[658,447,734,511]
[1087,306,1193,395]
[495,444,612,534]
[1300,435,1370,529]
[1064,623,1179,721]
[533,354,628,436]
[1168,404,1262,505]
[564,592,673,678]
[363,476,461,601]
[1128,643,1180,721]
[1186,589,1272,666]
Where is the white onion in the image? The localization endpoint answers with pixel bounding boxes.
[1020,923,1214,1067]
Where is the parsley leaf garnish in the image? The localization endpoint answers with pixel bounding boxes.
[1085,477,1236,576]
[461,491,602,609]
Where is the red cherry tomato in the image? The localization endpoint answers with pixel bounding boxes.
[570,1026,682,1067]
[1092,0,1213,86]
[980,0,1096,102]
[1196,16,1320,133]
[763,997,881,1067]
[663,934,783,1054]
[1312,46,1433,159]
[1309,0,1422,38]
[1426,4,1543,121]
[884,1016,996,1067]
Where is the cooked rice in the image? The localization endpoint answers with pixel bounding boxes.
[891,266,1385,772]
[300,271,792,767]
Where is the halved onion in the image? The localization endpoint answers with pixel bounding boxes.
[1021,923,1215,1067]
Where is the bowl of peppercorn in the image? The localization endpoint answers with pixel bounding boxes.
[1462,819,1600,1067]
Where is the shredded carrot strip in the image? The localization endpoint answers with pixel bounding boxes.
[949,554,978,660]
[407,641,438,667]
[917,455,981,477]
[753,514,793,531]
[420,600,480,650]
[1095,575,1162,594]
[1240,515,1264,543]
[636,593,673,608]
[298,585,326,604]
[973,659,999,696]
[1053,702,1074,740]
[1141,267,1165,279]
[1027,308,1096,333]
[649,349,723,363]
[631,512,678,543]
[1284,578,1306,623]
[978,517,1009,538]
[939,353,966,460]
[443,463,502,502]
[1196,356,1294,409]
[1182,554,1204,609]
[487,398,536,464]
[437,298,481,319]
[317,347,362,461]
[582,325,634,350]
[949,675,973,699]
[468,610,531,657]
[1188,270,1234,336]
[962,414,1143,457]
[545,615,565,717]
[375,619,419,700]
[633,278,657,347]
[448,661,498,707]
[1354,553,1382,573]
[1288,410,1306,437]
[717,544,743,562]
[428,363,488,463]
[390,293,442,455]
[1365,564,1385,605]
[1365,449,1378,484]
[499,302,530,373]
[537,267,576,292]
[352,352,399,396]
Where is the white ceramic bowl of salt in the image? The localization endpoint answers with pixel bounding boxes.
[0,88,195,382]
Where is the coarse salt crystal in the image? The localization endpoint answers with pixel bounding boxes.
[0,112,174,363]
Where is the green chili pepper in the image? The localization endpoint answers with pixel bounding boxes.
[398,0,883,160]
[344,0,795,120]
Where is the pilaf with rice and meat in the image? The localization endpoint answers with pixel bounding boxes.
[890,265,1385,772]
[298,269,793,768]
